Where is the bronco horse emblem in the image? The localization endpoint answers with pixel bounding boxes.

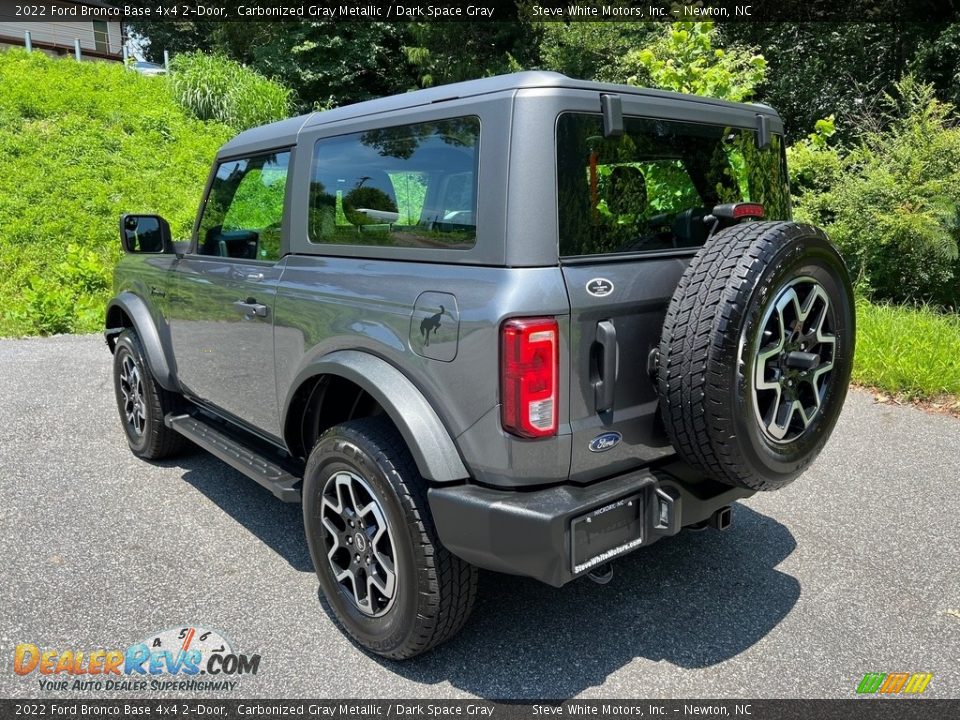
[420,305,445,347]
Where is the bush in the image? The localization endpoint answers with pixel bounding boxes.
[168,52,291,130]
[622,21,767,102]
[0,49,232,336]
[791,77,960,307]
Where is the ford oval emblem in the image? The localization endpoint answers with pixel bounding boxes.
[586,278,614,297]
[589,431,622,453]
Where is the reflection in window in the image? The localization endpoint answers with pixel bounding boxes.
[197,152,290,261]
[309,118,480,250]
[557,114,790,257]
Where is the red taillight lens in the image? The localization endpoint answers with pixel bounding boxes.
[732,203,765,219]
[501,317,559,438]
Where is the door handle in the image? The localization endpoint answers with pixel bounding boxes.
[232,299,269,318]
[594,320,618,412]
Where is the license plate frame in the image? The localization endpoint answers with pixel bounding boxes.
[570,493,644,574]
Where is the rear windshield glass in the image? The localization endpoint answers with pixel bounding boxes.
[557,113,790,258]
[309,117,480,250]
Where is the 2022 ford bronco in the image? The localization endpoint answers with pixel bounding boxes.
[106,72,854,658]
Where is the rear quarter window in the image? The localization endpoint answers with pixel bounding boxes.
[308,117,480,250]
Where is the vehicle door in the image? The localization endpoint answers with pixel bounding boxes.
[167,150,292,438]
[558,112,791,482]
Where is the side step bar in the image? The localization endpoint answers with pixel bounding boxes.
[165,413,301,503]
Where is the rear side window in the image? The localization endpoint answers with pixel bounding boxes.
[309,117,480,250]
[556,113,790,258]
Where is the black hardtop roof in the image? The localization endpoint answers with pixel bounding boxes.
[217,71,778,157]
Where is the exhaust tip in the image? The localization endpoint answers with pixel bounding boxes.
[711,506,733,531]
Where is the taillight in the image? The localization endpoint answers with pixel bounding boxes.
[732,202,765,219]
[501,317,559,438]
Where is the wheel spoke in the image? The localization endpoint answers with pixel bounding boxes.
[750,278,837,444]
[118,354,146,438]
[319,469,397,618]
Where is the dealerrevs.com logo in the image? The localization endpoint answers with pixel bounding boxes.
[856,672,934,695]
[13,626,260,692]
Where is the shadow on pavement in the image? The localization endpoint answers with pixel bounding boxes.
[164,450,314,572]
[164,449,798,697]
[382,503,798,698]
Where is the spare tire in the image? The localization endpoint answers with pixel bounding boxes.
[657,221,855,491]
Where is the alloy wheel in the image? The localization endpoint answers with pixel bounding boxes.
[118,353,146,438]
[320,470,397,617]
[750,277,836,443]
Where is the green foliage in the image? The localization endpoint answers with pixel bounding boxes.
[722,23,956,142]
[787,114,843,196]
[0,49,231,336]
[623,21,767,102]
[404,22,542,88]
[792,77,960,306]
[537,22,657,83]
[134,21,412,111]
[854,298,960,399]
[168,52,291,130]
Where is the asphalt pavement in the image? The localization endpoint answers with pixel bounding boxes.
[0,334,957,700]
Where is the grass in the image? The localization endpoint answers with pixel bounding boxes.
[853,298,960,405]
[0,49,233,336]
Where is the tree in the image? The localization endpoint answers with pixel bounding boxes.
[722,23,951,140]
[537,22,657,82]
[403,22,541,88]
[791,77,960,306]
[130,18,413,111]
[623,22,766,102]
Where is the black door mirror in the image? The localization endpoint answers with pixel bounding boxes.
[120,214,174,254]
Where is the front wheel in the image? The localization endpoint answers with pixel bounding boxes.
[112,329,187,460]
[302,417,478,659]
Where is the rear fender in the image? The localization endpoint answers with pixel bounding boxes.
[283,350,468,483]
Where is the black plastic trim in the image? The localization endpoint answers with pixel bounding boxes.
[428,460,752,587]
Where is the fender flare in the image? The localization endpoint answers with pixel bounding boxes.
[284,350,469,483]
[104,292,179,391]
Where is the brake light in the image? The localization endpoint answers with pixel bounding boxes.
[732,203,765,219]
[501,317,559,438]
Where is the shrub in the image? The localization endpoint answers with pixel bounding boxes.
[622,21,767,102]
[168,52,291,131]
[792,77,960,307]
[0,49,232,336]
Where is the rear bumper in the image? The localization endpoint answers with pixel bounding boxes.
[428,460,753,587]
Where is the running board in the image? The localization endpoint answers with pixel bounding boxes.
[165,413,301,503]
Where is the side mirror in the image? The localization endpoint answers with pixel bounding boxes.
[120,214,174,254]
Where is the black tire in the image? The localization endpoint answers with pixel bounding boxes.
[657,221,855,491]
[302,417,478,659]
[112,329,188,460]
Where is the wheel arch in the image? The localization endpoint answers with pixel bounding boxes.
[282,350,468,483]
[105,292,178,391]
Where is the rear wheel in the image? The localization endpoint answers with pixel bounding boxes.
[302,417,478,659]
[112,329,187,460]
[657,221,855,491]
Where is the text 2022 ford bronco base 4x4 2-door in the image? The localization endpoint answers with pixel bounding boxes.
[106,73,854,658]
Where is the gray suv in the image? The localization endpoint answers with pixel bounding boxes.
[106,72,854,658]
